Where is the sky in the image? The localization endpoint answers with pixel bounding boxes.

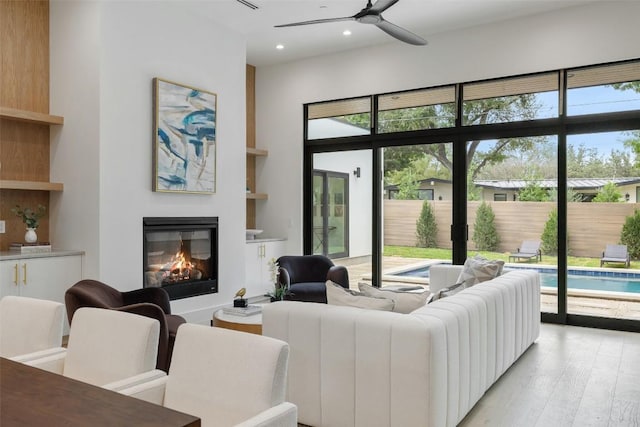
[556,84,638,155]
[479,84,640,157]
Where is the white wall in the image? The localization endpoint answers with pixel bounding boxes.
[50,0,101,279]
[255,1,640,255]
[51,1,248,323]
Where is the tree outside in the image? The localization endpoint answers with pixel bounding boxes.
[592,182,623,202]
[416,200,437,248]
[621,210,640,259]
[472,202,499,251]
[541,209,559,255]
[518,180,550,202]
[611,82,640,168]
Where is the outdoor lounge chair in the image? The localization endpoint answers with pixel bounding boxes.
[509,240,542,263]
[600,244,630,268]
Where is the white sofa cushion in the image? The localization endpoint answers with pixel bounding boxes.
[358,282,429,313]
[428,265,463,293]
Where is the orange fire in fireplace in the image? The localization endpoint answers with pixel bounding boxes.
[170,250,193,273]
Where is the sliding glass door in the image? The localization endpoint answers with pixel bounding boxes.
[466,137,559,314]
[380,143,453,288]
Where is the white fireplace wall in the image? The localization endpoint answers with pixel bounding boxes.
[51,1,247,323]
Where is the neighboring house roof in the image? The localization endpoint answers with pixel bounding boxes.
[386,177,451,191]
[385,177,640,191]
[474,177,640,190]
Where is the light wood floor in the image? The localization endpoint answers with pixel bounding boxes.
[298,324,639,427]
[459,323,640,427]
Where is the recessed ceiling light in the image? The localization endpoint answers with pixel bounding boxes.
[276,44,284,50]
[343,30,352,36]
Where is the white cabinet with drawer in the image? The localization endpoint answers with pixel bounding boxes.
[0,251,83,332]
[245,239,285,295]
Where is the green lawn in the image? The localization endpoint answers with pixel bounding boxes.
[383,245,639,269]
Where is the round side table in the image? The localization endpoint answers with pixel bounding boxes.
[212,308,263,335]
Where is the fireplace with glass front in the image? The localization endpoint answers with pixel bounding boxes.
[143,217,218,300]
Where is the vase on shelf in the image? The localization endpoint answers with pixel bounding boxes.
[25,228,37,244]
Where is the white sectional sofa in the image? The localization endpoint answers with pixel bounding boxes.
[262,264,540,427]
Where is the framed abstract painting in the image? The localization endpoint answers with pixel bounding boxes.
[153,78,217,193]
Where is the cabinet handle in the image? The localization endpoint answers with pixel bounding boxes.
[13,264,18,285]
[22,263,27,285]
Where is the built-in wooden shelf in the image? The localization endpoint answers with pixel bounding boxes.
[246,147,268,157]
[246,193,268,200]
[0,180,64,191]
[0,107,64,125]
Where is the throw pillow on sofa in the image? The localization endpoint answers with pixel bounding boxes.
[431,255,504,302]
[325,281,395,311]
[430,282,465,302]
[357,283,429,314]
[456,254,504,287]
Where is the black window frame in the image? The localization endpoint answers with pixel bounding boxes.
[303,58,640,333]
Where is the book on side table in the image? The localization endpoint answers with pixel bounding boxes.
[10,242,52,253]
[221,305,262,317]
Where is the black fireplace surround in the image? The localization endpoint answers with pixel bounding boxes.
[143,217,218,300]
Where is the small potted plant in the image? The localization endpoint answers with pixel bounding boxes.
[266,258,291,301]
[11,204,46,243]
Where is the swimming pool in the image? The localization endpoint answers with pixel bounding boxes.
[392,264,640,294]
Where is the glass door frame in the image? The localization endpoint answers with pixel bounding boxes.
[312,169,350,259]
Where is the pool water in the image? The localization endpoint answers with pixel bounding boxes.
[393,265,640,294]
[540,273,640,293]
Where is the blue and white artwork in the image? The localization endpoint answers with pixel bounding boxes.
[153,78,217,193]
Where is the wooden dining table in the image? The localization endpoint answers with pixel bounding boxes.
[0,357,200,426]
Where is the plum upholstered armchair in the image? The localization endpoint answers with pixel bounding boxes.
[277,255,349,303]
[64,279,186,371]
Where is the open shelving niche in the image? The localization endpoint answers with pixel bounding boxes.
[246,147,268,200]
[0,107,65,192]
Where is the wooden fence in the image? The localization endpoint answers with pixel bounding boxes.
[383,200,640,258]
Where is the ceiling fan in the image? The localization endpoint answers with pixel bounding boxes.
[275,0,427,46]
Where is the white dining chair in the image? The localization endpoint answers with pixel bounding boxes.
[0,295,66,362]
[25,307,166,391]
[120,323,297,427]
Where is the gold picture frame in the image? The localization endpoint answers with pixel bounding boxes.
[153,78,217,194]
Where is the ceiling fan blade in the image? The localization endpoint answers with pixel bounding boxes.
[275,16,354,28]
[375,18,427,45]
[369,0,400,14]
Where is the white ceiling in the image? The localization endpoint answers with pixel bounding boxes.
[198,0,598,67]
